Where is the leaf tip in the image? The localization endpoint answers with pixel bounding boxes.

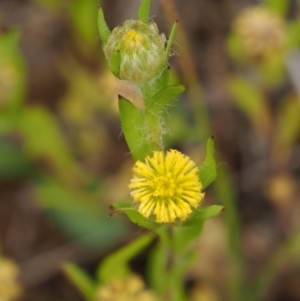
[108,210,122,217]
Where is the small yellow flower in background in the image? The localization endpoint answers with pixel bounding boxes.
[0,258,22,301]
[233,6,286,60]
[96,274,156,301]
[129,150,204,223]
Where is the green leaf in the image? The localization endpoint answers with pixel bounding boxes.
[63,263,96,301]
[154,67,170,93]
[276,95,300,148]
[172,223,204,252]
[259,53,285,85]
[227,32,244,63]
[228,76,270,131]
[182,205,224,227]
[138,0,151,23]
[145,85,185,114]
[97,234,154,283]
[164,21,178,66]
[111,202,161,230]
[70,0,99,47]
[198,137,217,189]
[168,251,197,300]
[287,20,300,49]
[97,6,111,45]
[171,206,224,252]
[264,0,288,16]
[18,107,82,182]
[110,49,121,77]
[35,179,128,248]
[147,244,168,294]
[0,30,26,125]
[119,97,152,161]
[0,141,32,180]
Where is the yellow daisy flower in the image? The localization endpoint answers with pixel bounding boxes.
[129,150,204,223]
[96,274,156,301]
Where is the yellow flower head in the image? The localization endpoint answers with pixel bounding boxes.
[0,258,22,301]
[96,274,156,301]
[233,6,286,60]
[129,150,204,223]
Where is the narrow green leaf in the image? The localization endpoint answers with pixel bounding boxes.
[227,32,244,62]
[97,6,111,45]
[228,76,270,131]
[172,223,204,252]
[182,205,224,227]
[198,136,217,189]
[154,67,170,93]
[110,49,121,78]
[276,95,300,148]
[119,97,152,161]
[0,141,32,179]
[138,0,151,23]
[264,0,288,16]
[63,263,96,301]
[168,251,197,300]
[111,202,161,230]
[35,179,128,248]
[70,0,99,47]
[164,21,178,65]
[0,30,26,119]
[147,244,168,294]
[145,85,185,113]
[18,107,81,182]
[287,20,300,49]
[97,234,154,283]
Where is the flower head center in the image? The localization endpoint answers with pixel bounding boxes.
[153,175,176,198]
[123,29,142,49]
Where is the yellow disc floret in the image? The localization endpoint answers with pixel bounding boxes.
[123,29,143,49]
[129,150,204,223]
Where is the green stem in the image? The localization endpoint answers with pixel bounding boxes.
[154,226,193,301]
[214,167,248,301]
[138,0,151,23]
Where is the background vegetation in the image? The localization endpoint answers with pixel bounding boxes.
[0,0,299,300]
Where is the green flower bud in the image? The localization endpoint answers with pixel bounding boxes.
[103,20,167,83]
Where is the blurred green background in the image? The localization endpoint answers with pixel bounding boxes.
[0,0,299,300]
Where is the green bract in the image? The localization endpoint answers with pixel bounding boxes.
[103,20,167,83]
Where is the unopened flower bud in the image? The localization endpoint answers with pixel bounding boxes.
[103,20,167,83]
